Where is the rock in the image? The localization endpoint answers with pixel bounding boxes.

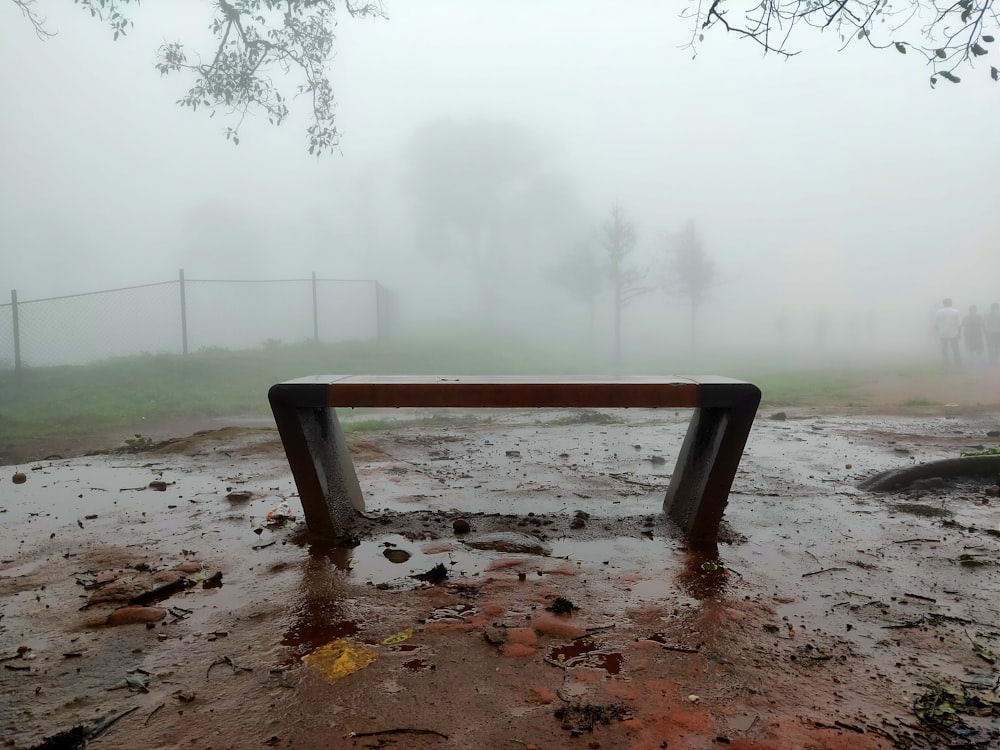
[769,412,787,421]
[174,562,202,574]
[483,627,506,646]
[452,518,471,535]
[383,548,411,564]
[153,570,182,585]
[464,532,552,556]
[101,606,167,626]
[985,486,1000,497]
[226,491,252,502]
[987,430,1000,437]
[505,450,522,458]
[648,455,666,465]
[12,472,27,485]
[148,480,168,491]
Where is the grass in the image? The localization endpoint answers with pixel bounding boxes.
[902,397,940,407]
[0,336,945,463]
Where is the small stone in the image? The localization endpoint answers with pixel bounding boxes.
[769,412,787,421]
[12,472,27,485]
[452,518,471,535]
[148,480,168,491]
[987,430,1000,437]
[483,627,506,646]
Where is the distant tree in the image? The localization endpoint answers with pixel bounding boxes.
[10,0,385,153]
[402,118,580,324]
[546,241,603,341]
[687,1,1000,86]
[597,204,651,372]
[657,220,718,350]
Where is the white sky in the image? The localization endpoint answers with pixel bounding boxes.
[1,1,998,355]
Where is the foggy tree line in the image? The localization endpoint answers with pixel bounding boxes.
[9,1,998,152]
[402,118,720,371]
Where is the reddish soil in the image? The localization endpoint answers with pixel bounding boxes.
[2,373,999,749]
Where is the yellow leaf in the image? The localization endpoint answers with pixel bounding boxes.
[302,639,377,683]
[382,628,414,646]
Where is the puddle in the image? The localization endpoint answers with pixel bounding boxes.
[547,637,623,675]
[402,658,432,671]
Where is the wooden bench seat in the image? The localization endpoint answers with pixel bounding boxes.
[268,375,760,547]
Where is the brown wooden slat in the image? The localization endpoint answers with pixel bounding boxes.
[323,380,701,409]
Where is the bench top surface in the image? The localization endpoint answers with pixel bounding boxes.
[270,375,760,409]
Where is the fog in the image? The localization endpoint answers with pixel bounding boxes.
[2,1,998,370]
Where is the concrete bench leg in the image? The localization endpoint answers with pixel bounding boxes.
[270,402,365,539]
[664,397,757,547]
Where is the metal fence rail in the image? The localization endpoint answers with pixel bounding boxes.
[1,271,391,379]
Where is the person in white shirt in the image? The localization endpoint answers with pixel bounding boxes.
[934,298,962,366]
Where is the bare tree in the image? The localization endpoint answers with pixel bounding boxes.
[598,204,650,372]
[12,0,386,153]
[546,241,603,342]
[657,220,718,351]
[402,118,579,326]
[687,1,999,85]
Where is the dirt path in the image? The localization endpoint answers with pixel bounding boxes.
[2,409,999,749]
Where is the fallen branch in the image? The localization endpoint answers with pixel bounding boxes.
[349,728,449,739]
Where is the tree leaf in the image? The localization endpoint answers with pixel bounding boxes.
[895,42,906,54]
[972,43,988,56]
[984,35,996,43]
[939,70,961,83]
[935,49,947,59]
[992,66,999,81]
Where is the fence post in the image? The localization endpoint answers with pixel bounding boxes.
[179,269,188,355]
[11,290,21,386]
[312,271,319,343]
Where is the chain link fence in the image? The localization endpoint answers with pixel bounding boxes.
[1,272,392,375]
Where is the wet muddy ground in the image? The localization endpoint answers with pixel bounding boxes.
[2,407,999,749]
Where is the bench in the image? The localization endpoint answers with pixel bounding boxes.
[268,375,760,548]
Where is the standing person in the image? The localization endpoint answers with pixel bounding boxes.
[985,303,1000,364]
[934,298,962,366]
[963,305,985,362]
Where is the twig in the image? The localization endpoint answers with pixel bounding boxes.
[893,538,939,544]
[543,657,568,670]
[87,706,139,740]
[206,655,252,680]
[656,643,702,653]
[349,728,449,739]
[801,567,847,577]
[144,703,165,726]
[585,623,615,633]
[903,592,937,603]
[834,720,865,734]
